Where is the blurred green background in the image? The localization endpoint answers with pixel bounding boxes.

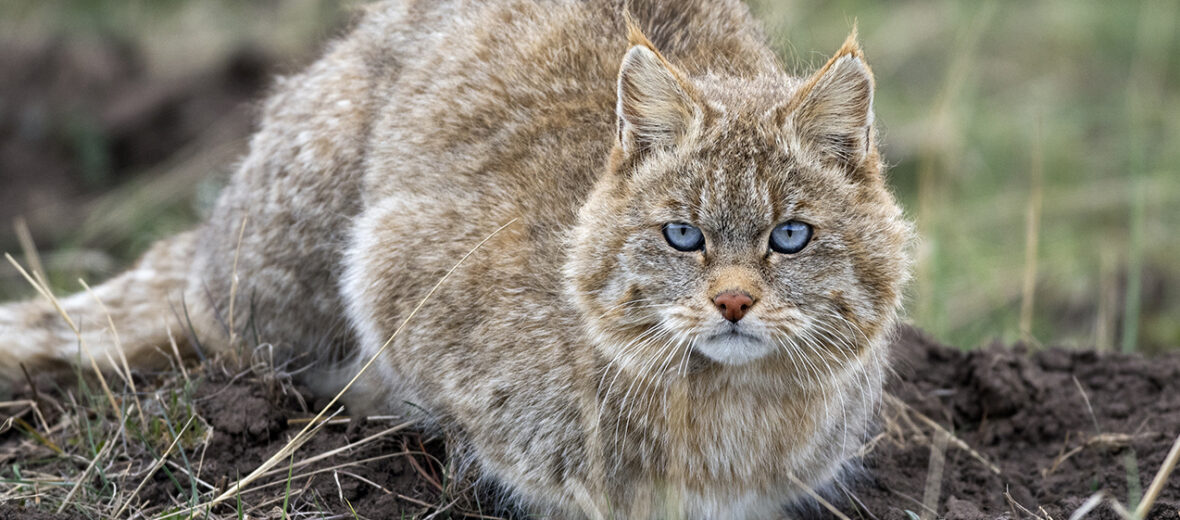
[1,1,1176,352]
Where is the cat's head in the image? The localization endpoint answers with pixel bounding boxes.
[566,28,913,377]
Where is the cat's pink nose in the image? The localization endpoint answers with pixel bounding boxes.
[713,291,754,323]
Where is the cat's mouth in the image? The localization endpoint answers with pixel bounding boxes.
[693,325,776,365]
[710,326,756,340]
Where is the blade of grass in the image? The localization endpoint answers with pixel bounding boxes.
[1005,490,1049,520]
[13,216,46,286]
[786,472,853,520]
[1068,492,1104,520]
[1111,501,1136,520]
[232,450,423,497]
[255,422,414,481]
[1123,450,1142,510]
[281,452,294,520]
[162,460,217,492]
[57,406,128,513]
[1073,376,1102,435]
[17,364,51,433]
[5,254,122,421]
[113,415,196,518]
[884,393,1001,474]
[227,215,248,352]
[165,324,190,384]
[919,430,948,520]
[12,417,63,456]
[1135,433,1180,519]
[80,279,147,428]
[235,470,244,520]
[159,405,201,508]
[1120,181,1145,353]
[335,469,392,496]
[343,495,359,520]
[1018,120,1043,341]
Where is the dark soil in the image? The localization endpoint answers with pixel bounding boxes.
[0,504,79,520]
[835,326,1180,520]
[147,373,449,518]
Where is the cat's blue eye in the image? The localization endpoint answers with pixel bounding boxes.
[769,220,813,254]
[662,222,705,252]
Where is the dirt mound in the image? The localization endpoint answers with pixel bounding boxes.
[837,327,1180,519]
[141,375,448,518]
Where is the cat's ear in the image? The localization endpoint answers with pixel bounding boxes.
[783,31,876,174]
[615,24,701,156]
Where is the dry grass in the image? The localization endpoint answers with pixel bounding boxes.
[0,220,517,519]
[0,344,504,519]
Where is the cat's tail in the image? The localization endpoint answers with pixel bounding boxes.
[0,231,204,380]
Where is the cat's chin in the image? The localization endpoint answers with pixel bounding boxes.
[693,331,777,365]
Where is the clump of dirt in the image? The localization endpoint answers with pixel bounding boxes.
[139,374,450,518]
[833,327,1180,520]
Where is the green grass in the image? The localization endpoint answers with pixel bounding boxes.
[0,0,1177,354]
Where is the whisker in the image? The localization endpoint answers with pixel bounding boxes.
[651,330,691,422]
[607,324,674,454]
[774,337,810,387]
[617,325,679,450]
[799,328,850,462]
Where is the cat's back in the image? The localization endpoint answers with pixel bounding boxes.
[359,0,780,216]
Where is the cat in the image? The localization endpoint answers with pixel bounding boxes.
[0,0,914,517]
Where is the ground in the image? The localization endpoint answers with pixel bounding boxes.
[846,327,1180,520]
[1,326,1177,519]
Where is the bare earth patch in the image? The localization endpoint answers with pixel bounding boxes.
[838,327,1180,520]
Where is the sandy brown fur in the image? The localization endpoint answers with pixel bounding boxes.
[0,1,913,517]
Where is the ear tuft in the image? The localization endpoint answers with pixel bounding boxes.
[785,30,876,172]
[615,38,699,156]
[834,25,866,63]
[623,9,655,49]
